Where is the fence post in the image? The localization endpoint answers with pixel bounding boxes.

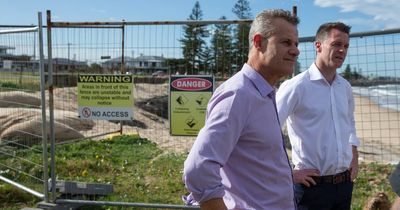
[120,22,126,134]
[38,11,49,204]
[46,9,57,203]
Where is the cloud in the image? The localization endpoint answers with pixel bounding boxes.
[337,17,382,30]
[314,0,400,29]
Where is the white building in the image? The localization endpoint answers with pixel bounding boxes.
[102,54,168,75]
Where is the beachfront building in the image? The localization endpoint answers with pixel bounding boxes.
[102,54,168,75]
[0,45,13,56]
[1,45,88,74]
[43,58,88,73]
[0,45,34,71]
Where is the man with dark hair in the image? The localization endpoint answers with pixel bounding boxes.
[277,22,359,210]
[183,9,300,210]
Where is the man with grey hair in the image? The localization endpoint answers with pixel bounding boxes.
[277,22,359,210]
[183,9,300,210]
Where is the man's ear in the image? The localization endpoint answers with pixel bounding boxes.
[253,34,263,49]
[315,41,322,52]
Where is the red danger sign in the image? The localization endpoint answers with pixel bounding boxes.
[171,78,212,91]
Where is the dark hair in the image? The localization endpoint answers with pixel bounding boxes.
[315,22,351,42]
[249,9,299,49]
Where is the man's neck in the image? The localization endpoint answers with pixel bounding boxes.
[246,61,278,87]
[315,62,336,85]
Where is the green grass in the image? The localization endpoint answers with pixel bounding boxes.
[1,135,188,210]
[0,183,40,210]
[352,162,396,210]
[0,135,397,209]
[0,71,40,91]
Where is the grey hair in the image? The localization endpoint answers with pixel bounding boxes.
[248,9,299,49]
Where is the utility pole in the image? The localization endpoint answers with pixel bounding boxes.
[292,5,297,17]
[67,43,71,71]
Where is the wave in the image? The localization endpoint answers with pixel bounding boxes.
[353,84,400,111]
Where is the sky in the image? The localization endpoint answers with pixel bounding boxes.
[1,0,400,37]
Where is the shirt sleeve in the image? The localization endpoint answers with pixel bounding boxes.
[347,85,360,147]
[183,88,248,204]
[276,80,299,128]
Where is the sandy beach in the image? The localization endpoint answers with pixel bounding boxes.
[354,95,400,164]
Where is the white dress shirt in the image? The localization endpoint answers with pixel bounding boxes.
[276,63,360,176]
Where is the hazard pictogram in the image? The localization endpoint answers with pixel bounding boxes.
[82,107,91,118]
[185,116,197,128]
[176,95,188,105]
[195,95,206,106]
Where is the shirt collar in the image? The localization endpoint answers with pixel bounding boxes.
[242,63,275,98]
[309,62,340,85]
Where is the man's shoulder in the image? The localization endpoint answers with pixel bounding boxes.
[218,73,248,92]
[214,75,255,100]
[334,74,353,93]
[336,74,352,85]
[291,70,309,82]
[280,71,309,89]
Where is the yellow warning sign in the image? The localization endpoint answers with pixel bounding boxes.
[169,75,213,136]
[77,74,134,120]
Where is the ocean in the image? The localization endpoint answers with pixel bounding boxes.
[352,84,400,112]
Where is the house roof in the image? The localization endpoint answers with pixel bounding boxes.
[134,55,165,61]
[42,58,87,66]
[103,56,135,63]
[0,45,15,50]
[103,55,165,64]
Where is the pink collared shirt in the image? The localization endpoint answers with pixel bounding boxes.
[184,64,296,210]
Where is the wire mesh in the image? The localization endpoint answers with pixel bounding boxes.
[1,19,400,208]
[297,33,400,164]
[0,26,45,198]
[42,20,251,208]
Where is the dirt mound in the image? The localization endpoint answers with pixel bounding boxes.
[0,91,41,108]
[0,106,94,146]
[135,95,168,119]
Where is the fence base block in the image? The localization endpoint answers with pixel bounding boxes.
[36,202,57,210]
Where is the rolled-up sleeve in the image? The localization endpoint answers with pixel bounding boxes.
[183,89,247,203]
[348,88,360,147]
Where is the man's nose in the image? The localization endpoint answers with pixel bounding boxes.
[290,47,300,56]
[338,46,347,53]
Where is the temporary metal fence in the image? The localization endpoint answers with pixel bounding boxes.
[0,12,48,202]
[1,10,400,209]
[40,11,253,209]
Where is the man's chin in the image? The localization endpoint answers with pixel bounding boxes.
[335,61,344,68]
[282,69,294,77]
